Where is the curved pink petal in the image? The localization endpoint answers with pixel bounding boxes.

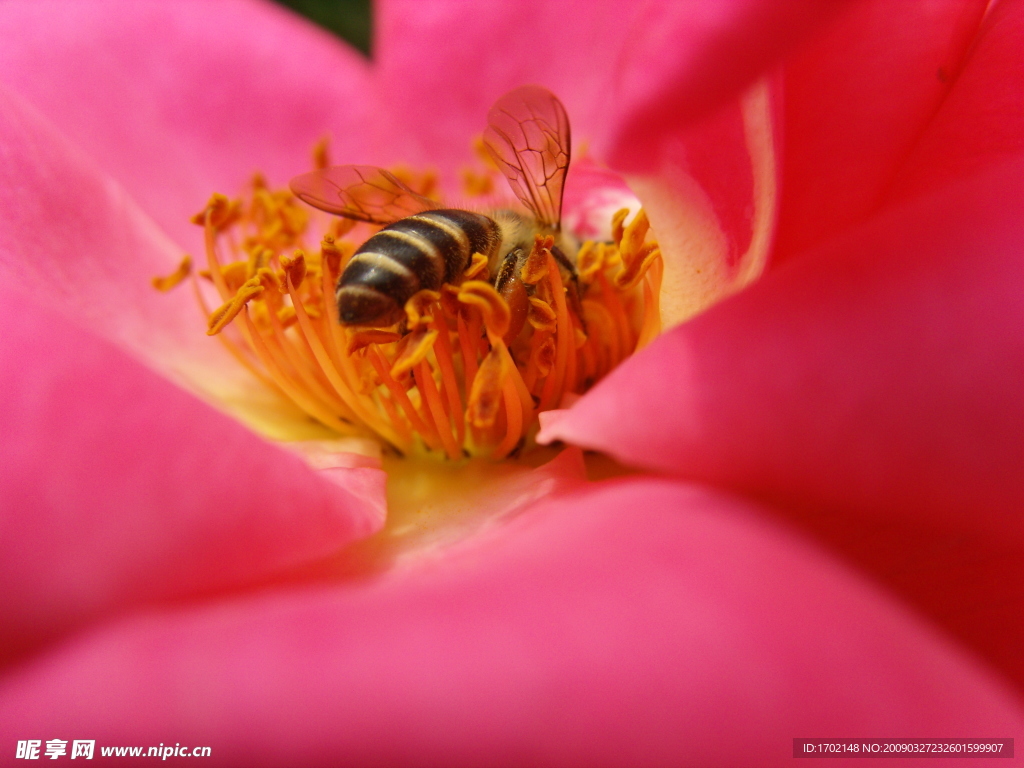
[625,82,779,325]
[886,0,1024,204]
[0,284,385,659]
[774,0,989,261]
[0,82,329,438]
[541,149,1024,686]
[0,84,229,386]
[0,0,381,254]
[0,480,1020,765]
[377,0,843,174]
[540,157,1024,542]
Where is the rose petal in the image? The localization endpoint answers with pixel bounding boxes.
[774,0,989,260]
[540,156,1024,542]
[0,480,1019,764]
[0,284,385,658]
[377,0,844,177]
[886,0,1024,203]
[626,80,778,326]
[545,155,1024,688]
[0,83,325,438]
[0,0,381,254]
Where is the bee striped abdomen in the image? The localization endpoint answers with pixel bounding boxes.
[336,209,501,326]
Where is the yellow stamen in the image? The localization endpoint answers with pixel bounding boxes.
[405,290,441,328]
[464,252,489,280]
[391,329,438,378]
[527,297,557,333]
[457,281,510,341]
[467,344,509,429]
[152,254,192,292]
[312,135,331,170]
[280,251,307,288]
[461,168,494,197]
[206,277,264,335]
[161,165,664,461]
[348,330,403,355]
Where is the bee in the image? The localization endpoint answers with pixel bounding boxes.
[289,85,575,341]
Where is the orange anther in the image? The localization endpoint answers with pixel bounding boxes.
[276,305,298,329]
[206,276,264,335]
[611,207,630,245]
[191,193,240,230]
[390,328,438,378]
[464,251,489,280]
[332,217,357,238]
[321,235,342,276]
[472,134,500,171]
[527,297,557,332]
[619,208,651,254]
[246,246,270,277]
[576,241,603,282]
[312,135,331,170]
[217,260,250,293]
[347,330,402,356]
[612,209,659,290]
[457,281,510,341]
[151,254,192,292]
[405,289,441,328]
[532,335,557,377]
[281,251,307,288]
[574,326,588,350]
[461,168,494,197]
[520,235,554,285]
[439,284,462,317]
[467,344,509,429]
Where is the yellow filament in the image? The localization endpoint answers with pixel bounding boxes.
[415,361,460,461]
[166,172,665,460]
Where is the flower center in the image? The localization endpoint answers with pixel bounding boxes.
[155,157,663,461]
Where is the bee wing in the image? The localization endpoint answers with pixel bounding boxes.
[289,165,440,225]
[483,85,571,230]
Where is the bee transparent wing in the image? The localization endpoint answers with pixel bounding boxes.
[483,85,571,230]
[289,165,440,225]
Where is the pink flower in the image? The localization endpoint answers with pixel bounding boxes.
[1,0,1022,764]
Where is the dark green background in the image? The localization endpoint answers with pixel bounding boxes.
[274,0,372,56]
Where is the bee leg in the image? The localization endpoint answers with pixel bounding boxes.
[494,247,528,345]
[551,245,586,334]
[550,244,575,274]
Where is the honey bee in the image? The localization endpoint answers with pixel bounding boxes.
[289,85,575,341]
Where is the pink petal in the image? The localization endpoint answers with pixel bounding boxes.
[0,82,305,433]
[377,0,843,176]
[625,82,779,325]
[540,157,1024,542]
[0,0,381,254]
[1,480,1020,765]
[540,152,1024,690]
[0,84,228,385]
[774,0,989,260]
[885,0,1024,204]
[0,284,385,658]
